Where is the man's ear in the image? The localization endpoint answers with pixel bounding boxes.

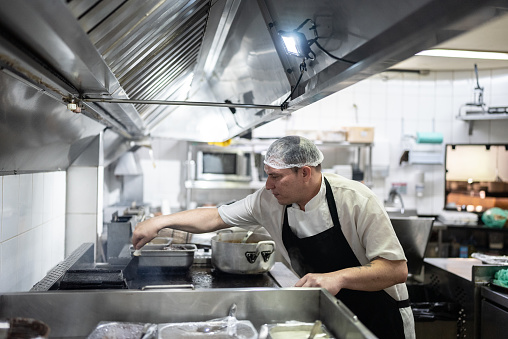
[301,166,311,179]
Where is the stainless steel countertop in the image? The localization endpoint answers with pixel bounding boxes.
[424,258,483,282]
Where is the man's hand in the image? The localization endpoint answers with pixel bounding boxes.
[295,272,343,295]
[132,218,161,250]
[294,258,408,295]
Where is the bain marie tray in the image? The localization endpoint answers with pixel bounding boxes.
[129,244,197,269]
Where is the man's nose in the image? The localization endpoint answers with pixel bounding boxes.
[265,177,274,190]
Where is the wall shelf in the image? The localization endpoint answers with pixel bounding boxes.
[457,113,508,135]
[185,180,265,190]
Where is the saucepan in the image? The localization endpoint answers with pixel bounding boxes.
[211,229,276,274]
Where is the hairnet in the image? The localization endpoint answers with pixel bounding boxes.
[264,136,324,169]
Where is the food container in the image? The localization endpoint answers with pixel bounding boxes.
[157,319,257,338]
[211,230,275,274]
[262,321,335,339]
[130,244,197,269]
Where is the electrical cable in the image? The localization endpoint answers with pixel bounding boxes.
[280,60,306,110]
[311,39,356,64]
[306,19,356,65]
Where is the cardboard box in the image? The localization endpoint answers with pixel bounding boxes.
[345,127,374,143]
[321,130,347,142]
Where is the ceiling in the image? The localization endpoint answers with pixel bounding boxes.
[392,12,508,71]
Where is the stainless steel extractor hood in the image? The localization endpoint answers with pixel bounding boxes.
[1,0,508,173]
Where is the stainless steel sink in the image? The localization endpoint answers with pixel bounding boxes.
[386,208,418,218]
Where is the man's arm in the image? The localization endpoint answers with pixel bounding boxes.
[132,208,229,249]
[294,257,408,295]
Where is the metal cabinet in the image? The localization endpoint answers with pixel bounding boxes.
[481,298,508,339]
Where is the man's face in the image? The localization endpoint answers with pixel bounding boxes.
[264,165,303,205]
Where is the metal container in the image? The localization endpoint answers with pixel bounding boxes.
[0,289,376,338]
[211,231,275,274]
[141,237,173,250]
[129,244,196,269]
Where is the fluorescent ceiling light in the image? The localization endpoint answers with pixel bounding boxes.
[416,49,508,60]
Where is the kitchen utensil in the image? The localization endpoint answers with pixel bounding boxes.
[140,323,157,339]
[308,320,322,339]
[241,226,262,243]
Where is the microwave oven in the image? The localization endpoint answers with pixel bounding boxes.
[195,147,251,182]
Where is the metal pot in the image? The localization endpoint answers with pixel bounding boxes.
[211,230,276,274]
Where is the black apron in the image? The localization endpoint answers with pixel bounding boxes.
[282,177,409,339]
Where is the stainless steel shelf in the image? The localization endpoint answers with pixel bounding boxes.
[457,113,508,121]
[457,113,508,135]
[185,180,265,190]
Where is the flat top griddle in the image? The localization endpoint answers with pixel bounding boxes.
[123,256,280,290]
[55,259,281,290]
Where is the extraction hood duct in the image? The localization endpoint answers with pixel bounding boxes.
[1,0,508,173]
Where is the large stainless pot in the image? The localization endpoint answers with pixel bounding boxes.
[211,230,276,274]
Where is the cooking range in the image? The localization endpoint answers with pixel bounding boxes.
[32,242,286,292]
[18,243,374,338]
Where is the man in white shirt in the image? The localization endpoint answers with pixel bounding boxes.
[132,135,415,339]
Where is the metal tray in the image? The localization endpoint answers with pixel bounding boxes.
[129,244,197,269]
[142,237,173,250]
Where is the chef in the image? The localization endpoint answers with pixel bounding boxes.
[132,135,415,339]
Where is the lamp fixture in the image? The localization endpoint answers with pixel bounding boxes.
[279,30,314,59]
[416,49,508,60]
[278,19,357,110]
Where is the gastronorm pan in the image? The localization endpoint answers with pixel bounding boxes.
[129,244,197,269]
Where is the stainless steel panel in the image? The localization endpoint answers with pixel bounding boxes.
[0,288,375,338]
[390,217,434,276]
[1,0,508,172]
[0,70,104,174]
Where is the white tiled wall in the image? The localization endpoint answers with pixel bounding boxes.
[0,172,66,293]
[253,68,508,215]
[66,166,102,257]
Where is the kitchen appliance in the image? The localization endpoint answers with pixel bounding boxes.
[211,231,276,274]
[195,146,252,182]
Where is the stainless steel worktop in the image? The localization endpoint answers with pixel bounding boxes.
[424,258,483,281]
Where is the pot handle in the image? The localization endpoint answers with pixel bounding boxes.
[256,240,275,262]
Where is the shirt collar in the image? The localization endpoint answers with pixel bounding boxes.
[291,173,326,211]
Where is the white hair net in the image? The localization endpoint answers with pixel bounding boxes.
[264,136,324,169]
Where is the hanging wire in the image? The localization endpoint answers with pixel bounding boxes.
[306,19,356,65]
[281,60,307,110]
